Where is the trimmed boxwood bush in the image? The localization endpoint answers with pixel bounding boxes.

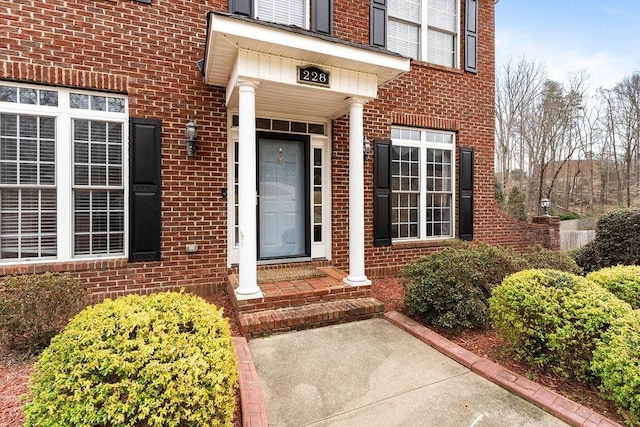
[520,244,582,274]
[572,240,599,274]
[490,269,631,380]
[403,242,529,330]
[574,209,640,272]
[595,209,640,268]
[0,272,89,352]
[23,292,238,427]
[402,242,580,330]
[586,266,640,309]
[591,310,640,426]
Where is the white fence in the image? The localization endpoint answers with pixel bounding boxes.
[560,230,596,251]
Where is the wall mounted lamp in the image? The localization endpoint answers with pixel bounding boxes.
[185,118,197,157]
[540,196,550,217]
[363,135,371,163]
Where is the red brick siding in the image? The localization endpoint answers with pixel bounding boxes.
[330,0,557,277]
[1,1,556,297]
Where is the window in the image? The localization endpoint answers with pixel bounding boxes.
[0,83,127,263]
[388,0,458,67]
[256,0,307,27]
[391,127,454,240]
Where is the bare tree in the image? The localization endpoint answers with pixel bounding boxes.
[599,73,640,208]
[495,58,545,191]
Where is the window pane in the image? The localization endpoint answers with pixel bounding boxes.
[388,20,420,59]
[0,114,17,136]
[257,0,305,26]
[70,93,89,109]
[91,96,106,111]
[0,188,57,260]
[428,0,457,32]
[19,88,37,105]
[427,29,455,67]
[0,86,17,103]
[39,90,59,107]
[389,0,421,22]
[108,98,125,113]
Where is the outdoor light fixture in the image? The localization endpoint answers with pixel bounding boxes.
[541,196,550,217]
[363,135,371,163]
[185,118,197,157]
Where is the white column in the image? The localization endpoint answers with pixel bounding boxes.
[236,79,262,298]
[344,97,371,286]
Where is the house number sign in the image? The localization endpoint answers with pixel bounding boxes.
[297,66,330,87]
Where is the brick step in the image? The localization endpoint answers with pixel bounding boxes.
[228,267,372,313]
[239,297,385,338]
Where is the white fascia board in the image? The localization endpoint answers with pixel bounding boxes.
[209,13,410,77]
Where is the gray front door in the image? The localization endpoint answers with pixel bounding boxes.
[258,135,309,259]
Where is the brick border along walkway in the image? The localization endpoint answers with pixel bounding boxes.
[384,311,622,427]
[233,337,268,427]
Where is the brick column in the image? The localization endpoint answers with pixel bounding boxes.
[532,216,560,250]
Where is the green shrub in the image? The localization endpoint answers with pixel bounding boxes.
[572,240,599,274]
[591,310,640,426]
[23,292,238,427]
[521,245,582,275]
[507,187,527,221]
[490,269,631,380]
[403,242,582,331]
[594,209,640,268]
[559,212,581,221]
[403,242,528,330]
[0,272,89,353]
[586,266,640,309]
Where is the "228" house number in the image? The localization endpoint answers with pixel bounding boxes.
[297,66,330,87]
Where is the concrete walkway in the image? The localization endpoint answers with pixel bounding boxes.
[248,317,568,427]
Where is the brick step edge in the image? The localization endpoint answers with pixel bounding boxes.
[239,297,385,338]
[384,311,623,427]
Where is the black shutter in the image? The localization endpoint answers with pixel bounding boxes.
[459,147,474,241]
[465,0,478,73]
[229,0,253,17]
[313,0,333,35]
[370,0,387,48]
[129,118,162,262]
[373,138,392,246]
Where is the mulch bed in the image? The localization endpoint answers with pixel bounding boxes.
[0,289,243,427]
[0,281,626,426]
[371,277,625,425]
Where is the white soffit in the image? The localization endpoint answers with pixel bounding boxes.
[204,13,410,117]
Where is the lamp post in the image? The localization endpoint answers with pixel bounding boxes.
[541,196,550,217]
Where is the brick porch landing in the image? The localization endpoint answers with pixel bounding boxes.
[228,266,384,338]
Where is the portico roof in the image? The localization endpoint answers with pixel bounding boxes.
[202,12,411,119]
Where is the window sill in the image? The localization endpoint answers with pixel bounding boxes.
[410,60,464,75]
[391,237,454,250]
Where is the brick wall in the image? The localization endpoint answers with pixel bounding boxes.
[1,0,558,298]
[1,0,230,299]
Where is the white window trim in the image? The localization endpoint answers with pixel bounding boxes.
[0,82,128,265]
[391,127,456,242]
[388,0,460,67]
[255,0,311,30]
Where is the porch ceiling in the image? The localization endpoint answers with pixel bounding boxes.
[202,12,411,119]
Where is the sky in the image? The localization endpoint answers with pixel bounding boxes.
[495,0,640,91]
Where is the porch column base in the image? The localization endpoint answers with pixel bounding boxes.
[343,276,372,287]
[235,287,264,301]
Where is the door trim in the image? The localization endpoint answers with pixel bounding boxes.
[256,131,311,261]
